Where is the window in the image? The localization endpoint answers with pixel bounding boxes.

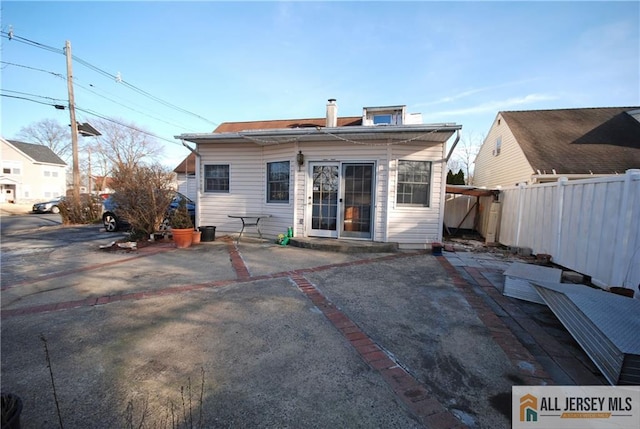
[204,164,229,192]
[44,171,51,177]
[2,168,9,174]
[494,137,502,156]
[267,161,290,203]
[373,114,392,125]
[52,171,58,178]
[396,160,431,206]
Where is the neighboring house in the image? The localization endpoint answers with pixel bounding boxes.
[473,107,640,188]
[177,99,461,249]
[0,137,67,203]
[174,153,197,201]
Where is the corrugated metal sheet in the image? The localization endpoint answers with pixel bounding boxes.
[503,262,562,304]
[533,282,640,385]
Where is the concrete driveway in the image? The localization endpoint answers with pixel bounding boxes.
[1,224,601,428]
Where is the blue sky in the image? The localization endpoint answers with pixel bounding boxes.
[1,1,638,166]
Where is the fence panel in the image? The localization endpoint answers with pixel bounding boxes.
[498,170,640,287]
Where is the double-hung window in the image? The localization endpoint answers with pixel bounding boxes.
[204,164,229,193]
[396,160,432,207]
[267,161,290,203]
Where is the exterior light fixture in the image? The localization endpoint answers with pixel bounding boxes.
[296,150,304,170]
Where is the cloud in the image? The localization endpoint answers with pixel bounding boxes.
[414,78,544,108]
[431,93,559,117]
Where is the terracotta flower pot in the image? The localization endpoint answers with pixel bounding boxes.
[192,230,201,244]
[172,228,193,248]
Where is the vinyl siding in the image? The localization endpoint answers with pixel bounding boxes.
[473,114,535,188]
[197,137,448,246]
[387,141,445,248]
[0,140,66,202]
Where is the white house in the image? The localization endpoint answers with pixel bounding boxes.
[0,137,67,203]
[177,100,461,249]
[173,153,197,201]
[473,107,640,188]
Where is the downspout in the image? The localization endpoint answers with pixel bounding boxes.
[438,130,461,244]
[181,140,201,228]
[445,129,461,162]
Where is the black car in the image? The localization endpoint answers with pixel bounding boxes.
[102,192,196,232]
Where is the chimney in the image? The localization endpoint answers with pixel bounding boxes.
[326,98,337,128]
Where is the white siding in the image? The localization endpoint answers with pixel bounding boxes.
[176,173,197,201]
[387,141,445,248]
[197,137,448,246]
[473,114,534,188]
[0,140,66,202]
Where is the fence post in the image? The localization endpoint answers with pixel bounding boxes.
[515,183,526,246]
[611,169,640,286]
[555,177,568,259]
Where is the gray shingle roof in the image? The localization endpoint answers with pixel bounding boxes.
[6,140,67,166]
[501,107,640,175]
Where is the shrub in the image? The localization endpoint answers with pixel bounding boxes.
[169,198,194,229]
[59,194,103,225]
[110,163,176,237]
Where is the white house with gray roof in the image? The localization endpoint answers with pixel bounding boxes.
[0,137,67,203]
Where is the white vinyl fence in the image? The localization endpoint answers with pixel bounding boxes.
[498,169,640,288]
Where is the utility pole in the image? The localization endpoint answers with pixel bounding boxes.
[65,40,80,201]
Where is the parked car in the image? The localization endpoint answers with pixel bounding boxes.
[102,192,196,232]
[32,197,64,214]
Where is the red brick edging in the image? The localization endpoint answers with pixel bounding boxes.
[290,273,467,429]
[436,255,554,386]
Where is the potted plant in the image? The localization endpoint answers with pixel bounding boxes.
[1,393,22,429]
[170,198,194,248]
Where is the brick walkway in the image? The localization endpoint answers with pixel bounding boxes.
[2,240,595,428]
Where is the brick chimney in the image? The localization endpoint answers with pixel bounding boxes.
[326,99,337,128]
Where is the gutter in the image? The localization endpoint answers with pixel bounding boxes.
[175,123,462,142]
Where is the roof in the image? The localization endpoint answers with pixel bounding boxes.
[179,116,460,146]
[174,153,196,174]
[5,139,67,166]
[213,116,362,133]
[445,185,497,197]
[501,107,640,175]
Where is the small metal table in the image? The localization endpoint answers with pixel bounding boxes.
[228,214,272,243]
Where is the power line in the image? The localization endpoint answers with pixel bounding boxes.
[72,80,192,131]
[2,59,190,131]
[0,31,63,54]
[74,105,184,146]
[2,93,184,147]
[1,93,61,108]
[0,60,65,79]
[1,89,66,104]
[2,30,218,127]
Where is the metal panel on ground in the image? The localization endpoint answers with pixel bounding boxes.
[533,281,640,385]
[503,262,562,304]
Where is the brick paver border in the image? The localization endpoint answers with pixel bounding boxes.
[3,243,563,427]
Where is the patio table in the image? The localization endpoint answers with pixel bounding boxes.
[228,214,272,243]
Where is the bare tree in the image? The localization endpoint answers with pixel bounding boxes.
[16,118,72,162]
[451,131,483,185]
[88,118,164,177]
